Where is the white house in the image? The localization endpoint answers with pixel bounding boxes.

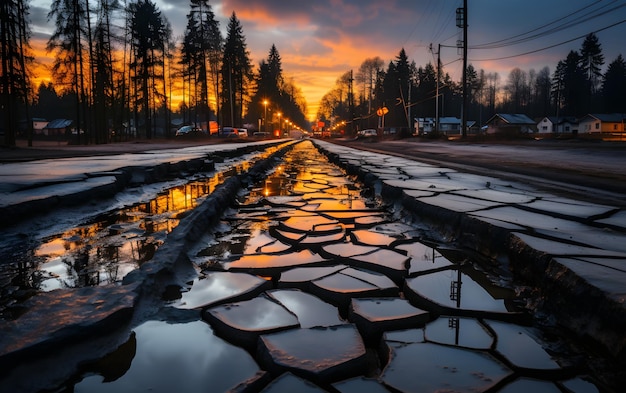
[536,116,578,135]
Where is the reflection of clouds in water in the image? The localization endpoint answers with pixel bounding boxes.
[176,272,268,310]
[75,320,259,393]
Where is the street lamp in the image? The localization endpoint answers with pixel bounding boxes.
[277,112,281,135]
[263,100,268,133]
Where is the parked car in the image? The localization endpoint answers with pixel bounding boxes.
[219,127,241,137]
[357,129,378,138]
[175,125,203,136]
[253,131,270,138]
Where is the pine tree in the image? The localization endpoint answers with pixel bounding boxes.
[220,12,252,128]
[127,0,168,139]
[1,0,33,146]
[181,0,222,129]
[47,0,89,143]
[580,33,604,95]
[602,54,626,113]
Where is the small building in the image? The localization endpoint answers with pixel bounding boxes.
[536,116,578,135]
[578,114,626,137]
[484,114,536,135]
[43,119,73,137]
[414,117,476,136]
[33,118,49,134]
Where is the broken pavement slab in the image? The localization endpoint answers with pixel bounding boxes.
[0,283,138,371]
[314,139,626,360]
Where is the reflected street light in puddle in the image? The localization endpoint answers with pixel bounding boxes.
[263,100,269,133]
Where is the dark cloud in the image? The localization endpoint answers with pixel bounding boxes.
[29,6,52,30]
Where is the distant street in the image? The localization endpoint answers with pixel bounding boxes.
[330,138,626,208]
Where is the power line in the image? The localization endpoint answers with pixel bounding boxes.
[471,0,606,49]
[471,1,626,50]
[469,19,626,62]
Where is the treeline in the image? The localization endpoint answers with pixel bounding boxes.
[0,0,308,147]
[318,33,626,134]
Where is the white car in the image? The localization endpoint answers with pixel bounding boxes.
[175,125,203,136]
[358,129,378,138]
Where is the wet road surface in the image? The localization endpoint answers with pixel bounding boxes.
[0,139,622,392]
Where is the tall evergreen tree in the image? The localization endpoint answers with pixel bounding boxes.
[127,0,168,139]
[561,50,587,117]
[220,12,252,128]
[380,48,414,129]
[248,44,307,133]
[47,0,89,143]
[602,54,626,113]
[1,0,33,146]
[580,33,604,95]
[92,0,120,143]
[551,52,587,117]
[551,60,565,116]
[415,62,437,119]
[180,0,222,128]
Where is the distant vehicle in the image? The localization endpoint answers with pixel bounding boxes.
[220,127,246,137]
[175,125,203,136]
[357,129,378,138]
[253,131,270,138]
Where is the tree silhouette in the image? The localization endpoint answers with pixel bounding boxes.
[48,0,90,144]
[181,0,222,129]
[128,0,168,139]
[1,0,33,147]
[602,55,626,114]
[220,12,252,128]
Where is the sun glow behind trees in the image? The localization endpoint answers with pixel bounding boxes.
[1,0,310,146]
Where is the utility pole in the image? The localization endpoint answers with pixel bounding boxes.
[429,43,441,134]
[436,44,441,134]
[348,69,354,134]
[458,0,468,138]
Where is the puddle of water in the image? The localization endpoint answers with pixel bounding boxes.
[497,377,561,392]
[26,179,219,291]
[0,145,285,303]
[485,319,561,370]
[257,324,367,380]
[424,316,494,349]
[405,268,513,313]
[70,320,260,393]
[173,271,270,310]
[205,294,300,332]
[267,289,345,328]
[380,342,512,392]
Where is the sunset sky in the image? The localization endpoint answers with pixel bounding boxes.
[27,0,626,121]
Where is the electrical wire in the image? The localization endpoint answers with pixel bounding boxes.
[470,19,626,62]
[471,1,626,50]
[471,0,606,49]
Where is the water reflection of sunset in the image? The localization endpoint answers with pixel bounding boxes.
[25,175,226,291]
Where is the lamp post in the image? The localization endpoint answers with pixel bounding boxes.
[277,112,281,136]
[263,100,268,133]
